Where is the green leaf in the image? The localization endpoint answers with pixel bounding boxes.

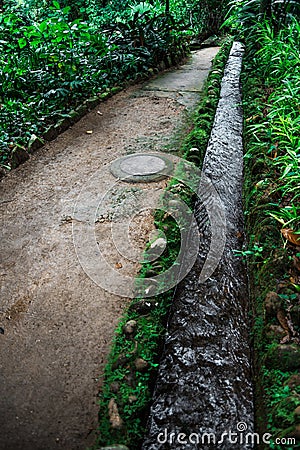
[53,1,60,9]
[280,163,293,179]
[18,37,27,49]
[39,21,47,33]
[31,39,42,48]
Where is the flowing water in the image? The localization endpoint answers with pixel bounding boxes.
[142,42,254,450]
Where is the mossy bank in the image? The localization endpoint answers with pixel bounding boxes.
[241,20,300,449]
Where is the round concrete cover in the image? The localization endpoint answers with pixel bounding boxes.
[110,153,174,182]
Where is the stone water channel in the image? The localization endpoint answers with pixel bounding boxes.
[142,42,254,449]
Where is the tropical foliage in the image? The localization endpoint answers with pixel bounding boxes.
[229,0,300,447]
[0,0,228,169]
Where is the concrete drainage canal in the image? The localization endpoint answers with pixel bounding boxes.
[110,153,174,183]
[141,42,255,449]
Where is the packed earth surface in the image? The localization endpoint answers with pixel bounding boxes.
[0,47,219,450]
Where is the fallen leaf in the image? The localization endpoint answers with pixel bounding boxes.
[281,228,300,246]
[246,114,260,122]
[108,398,123,429]
[280,334,290,344]
[277,309,290,334]
[293,256,300,272]
[115,262,122,269]
[277,310,291,344]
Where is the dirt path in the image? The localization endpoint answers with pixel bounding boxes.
[0,47,219,450]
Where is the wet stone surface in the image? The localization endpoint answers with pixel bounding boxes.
[142,42,254,450]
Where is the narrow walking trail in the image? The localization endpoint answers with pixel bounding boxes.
[0,47,219,450]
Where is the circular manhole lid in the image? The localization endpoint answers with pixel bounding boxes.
[110,153,174,182]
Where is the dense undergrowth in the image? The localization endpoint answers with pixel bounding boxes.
[94,38,232,449]
[0,0,228,170]
[230,0,300,447]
